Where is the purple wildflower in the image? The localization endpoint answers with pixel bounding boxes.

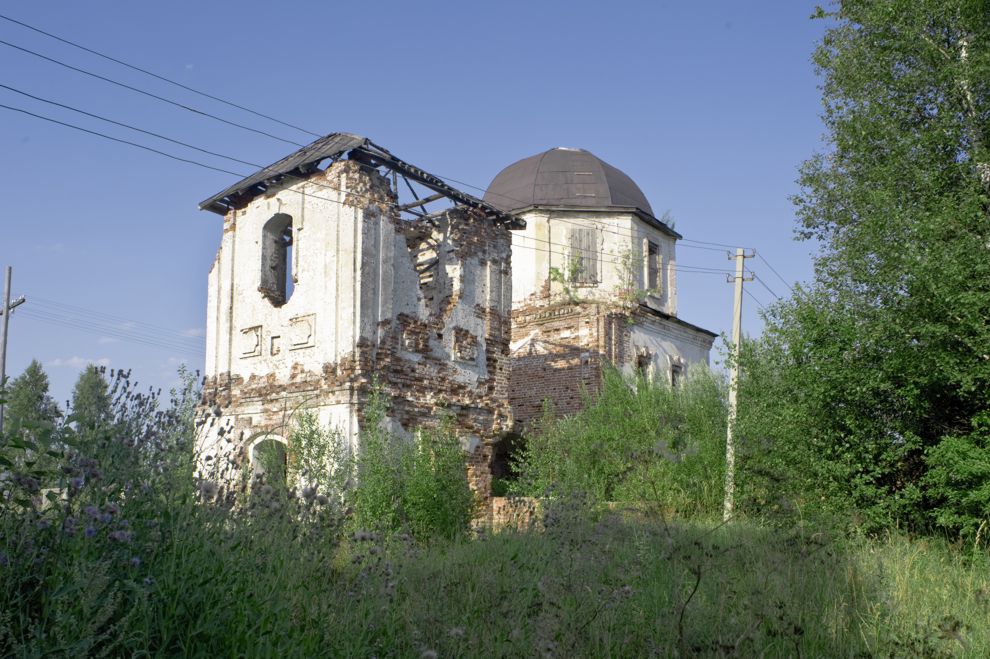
[36,519,51,530]
[85,526,97,538]
[129,556,141,568]
[84,505,99,518]
[103,503,120,516]
[109,530,133,543]
[70,476,85,490]
[99,513,113,524]
[0,553,8,567]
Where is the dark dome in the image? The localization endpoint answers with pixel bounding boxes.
[484,147,654,216]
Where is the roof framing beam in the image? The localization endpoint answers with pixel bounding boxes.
[199,132,524,230]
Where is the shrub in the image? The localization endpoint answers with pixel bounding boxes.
[350,389,475,540]
[403,415,476,541]
[924,411,990,546]
[511,366,727,516]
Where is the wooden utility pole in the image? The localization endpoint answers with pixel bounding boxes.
[0,266,26,436]
[723,248,754,522]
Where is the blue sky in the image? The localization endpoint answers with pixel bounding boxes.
[0,1,830,404]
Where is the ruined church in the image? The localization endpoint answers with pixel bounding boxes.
[195,134,714,497]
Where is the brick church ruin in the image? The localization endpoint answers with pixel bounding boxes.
[195,134,714,497]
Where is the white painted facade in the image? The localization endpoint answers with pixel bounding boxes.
[509,207,714,383]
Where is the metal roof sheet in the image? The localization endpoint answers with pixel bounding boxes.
[484,147,656,217]
[199,132,368,214]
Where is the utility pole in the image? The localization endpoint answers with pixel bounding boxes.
[723,248,754,522]
[0,266,27,436]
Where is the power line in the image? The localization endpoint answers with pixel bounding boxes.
[0,83,262,168]
[0,35,750,277]
[756,252,797,295]
[0,37,304,147]
[749,272,781,301]
[0,12,322,139]
[0,102,245,177]
[3,12,722,252]
[0,87,462,219]
[677,243,732,253]
[682,238,755,250]
[20,307,203,350]
[0,100,734,297]
[743,288,767,312]
[2,29,752,274]
[19,309,205,354]
[0,100,391,216]
[2,19,758,269]
[30,297,204,346]
[0,99,738,277]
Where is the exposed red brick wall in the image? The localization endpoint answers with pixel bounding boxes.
[509,301,630,429]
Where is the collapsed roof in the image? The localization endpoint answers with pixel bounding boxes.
[199,132,524,229]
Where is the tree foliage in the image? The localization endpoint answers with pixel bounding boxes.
[739,0,990,537]
[3,359,61,434]
[70,365,112,432]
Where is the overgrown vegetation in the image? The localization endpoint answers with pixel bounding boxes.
[0,360,987,655]
[349,389,476,541]
[511,367,727,517]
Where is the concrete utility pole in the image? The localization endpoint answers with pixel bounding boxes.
[0,266,27,436]
[723,248,754,522]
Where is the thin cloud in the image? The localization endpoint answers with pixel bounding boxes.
[182,327,205,338]
[97,336,120,345]
[48,356,111,369]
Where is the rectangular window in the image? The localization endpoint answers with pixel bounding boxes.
[647,241,660,290]
[671,363,684,387]
[568,227,599,284]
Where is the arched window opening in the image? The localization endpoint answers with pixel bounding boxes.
[260,213,294,306]
[251,437,288,488]
[635,350,653,380]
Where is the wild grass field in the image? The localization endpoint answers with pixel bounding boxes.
[2,367,988,657]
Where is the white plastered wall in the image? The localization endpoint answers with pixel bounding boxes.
[510,208,678,315]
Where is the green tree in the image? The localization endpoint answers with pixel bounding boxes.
[739,1,990,537]
[3,359,61,433]
[70,365,111,432]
